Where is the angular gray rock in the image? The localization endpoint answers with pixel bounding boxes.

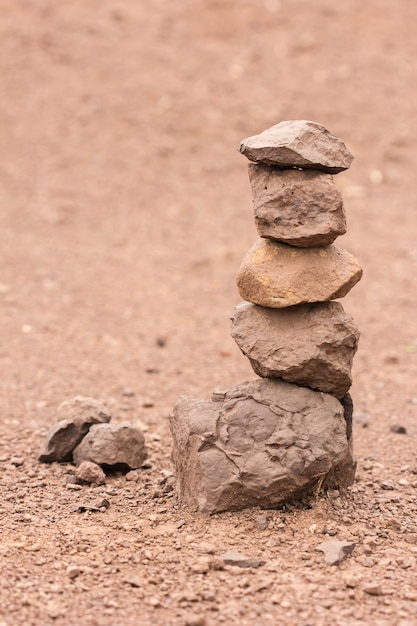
[73,423,147,470]
[248,165,346,247]
[315,539,355,565]
[236,238,363,308]
[240,120,353,173]
[170,379,356,515]
[219,551,264,569]
[38,396,111,463]
[230,301,359,398]
[57,395,111,424]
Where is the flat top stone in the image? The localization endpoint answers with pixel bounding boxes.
[240,120,353,173]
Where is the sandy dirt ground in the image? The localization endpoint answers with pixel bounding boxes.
[1,1,417,624]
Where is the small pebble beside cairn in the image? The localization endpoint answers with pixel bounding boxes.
[170,120,363,515]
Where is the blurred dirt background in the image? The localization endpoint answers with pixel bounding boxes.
[1,1,417,624]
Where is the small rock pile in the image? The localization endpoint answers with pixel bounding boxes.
[170,121,363,515]
[38,396,147,483]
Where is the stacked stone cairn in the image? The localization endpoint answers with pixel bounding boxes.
[170,120,363,515]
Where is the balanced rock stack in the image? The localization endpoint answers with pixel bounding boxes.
[170,121,362,515]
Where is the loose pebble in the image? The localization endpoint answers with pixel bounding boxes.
[390,424,407,434]
[363,584,384,596]
[66,565,82,579]
[315,540,355,565]
[219,551,265,569]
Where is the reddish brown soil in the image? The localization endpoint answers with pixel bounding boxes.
[1,1,417,624]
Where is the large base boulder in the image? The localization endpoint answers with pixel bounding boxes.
[230,301,359,398]
[170,379,355,515]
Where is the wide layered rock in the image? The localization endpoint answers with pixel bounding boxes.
[73,423,147,470]
[170,379,355,515]
[38,396,111,463]
[230,301,359,398]
[239,120,353,173]
[236,238,362,308]
[248,165,346,247]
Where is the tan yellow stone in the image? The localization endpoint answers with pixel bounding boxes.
[236,239,362,307]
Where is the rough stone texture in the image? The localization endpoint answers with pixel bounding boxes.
[315,540,356,565]
[38,396,111,463]
[170,379,356,515]
[248,164,346,247]
[75,460,106,485]
[239,120,353,173]
[236,238,363,308]
[57,395,111,424]
[73,423,147,469]
[230,301,359,398]
[340,393,354,440]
